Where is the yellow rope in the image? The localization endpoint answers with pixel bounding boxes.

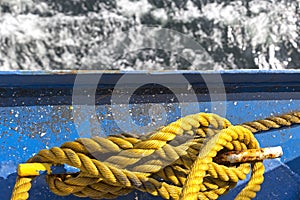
[10,111,300,200]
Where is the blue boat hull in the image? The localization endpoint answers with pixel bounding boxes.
[0,70,300,199]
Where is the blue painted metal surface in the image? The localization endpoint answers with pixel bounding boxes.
[0,70,300,199]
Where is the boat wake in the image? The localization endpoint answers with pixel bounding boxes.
[0,0,299,70]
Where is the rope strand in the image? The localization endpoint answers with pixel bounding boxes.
[11,111,300,200]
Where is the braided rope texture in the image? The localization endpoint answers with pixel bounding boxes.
[11,111,300,200]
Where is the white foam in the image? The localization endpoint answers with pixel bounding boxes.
[116,0,152,18]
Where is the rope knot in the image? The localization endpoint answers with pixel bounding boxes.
[12,111,299,200]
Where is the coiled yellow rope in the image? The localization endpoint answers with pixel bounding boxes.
[11,111,300,200]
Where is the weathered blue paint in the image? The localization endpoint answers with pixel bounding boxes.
[0,70,299,200]
[37,165,80,175]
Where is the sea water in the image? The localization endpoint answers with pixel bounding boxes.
[0,0,299,70]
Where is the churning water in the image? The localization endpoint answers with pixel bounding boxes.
[0,0,299,70]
